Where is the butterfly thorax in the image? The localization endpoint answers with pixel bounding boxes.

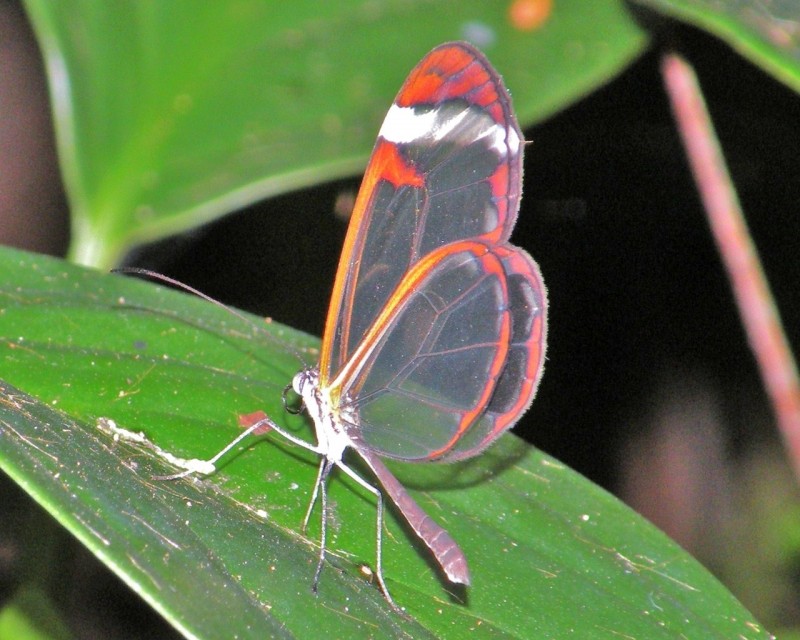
[292,367,354,464]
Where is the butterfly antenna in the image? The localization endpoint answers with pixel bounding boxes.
[113,267,307,367]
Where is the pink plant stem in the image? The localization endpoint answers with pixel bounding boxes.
[661,52,800,478]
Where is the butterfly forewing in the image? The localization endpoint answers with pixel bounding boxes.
[320,43,525,386]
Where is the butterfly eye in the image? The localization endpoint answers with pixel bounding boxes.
[282,383,303,415]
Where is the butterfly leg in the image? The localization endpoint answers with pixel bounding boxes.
[153,418,279,480]
[335,460,399,610]
[303,457,327,532]
[310,458,336,593]
[156,414,325,480]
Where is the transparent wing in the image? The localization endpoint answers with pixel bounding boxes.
[432,246,547,461]
[335,241,544,461]
[319,42,524,385]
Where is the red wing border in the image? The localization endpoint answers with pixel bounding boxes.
[335,239,545,462]
[434,245,547,461]
[320,42,524,385]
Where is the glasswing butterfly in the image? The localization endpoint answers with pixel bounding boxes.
[134,40,547,608]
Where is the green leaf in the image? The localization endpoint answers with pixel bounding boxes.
[0,586,74,640]
[630,0,800,92]
[0,246,773,637]
[22,0,646,268]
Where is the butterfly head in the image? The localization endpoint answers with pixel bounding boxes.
[292,366,318,400]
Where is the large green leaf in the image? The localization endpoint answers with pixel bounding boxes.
[22,0,647,268]
[0,586,74,640]
[631,0,800,92]
[0,246,773,637]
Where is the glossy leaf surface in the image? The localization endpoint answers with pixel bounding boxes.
[0,246,772,638]
[22,0,647,267]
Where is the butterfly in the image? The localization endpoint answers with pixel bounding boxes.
[152,40,547,609]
